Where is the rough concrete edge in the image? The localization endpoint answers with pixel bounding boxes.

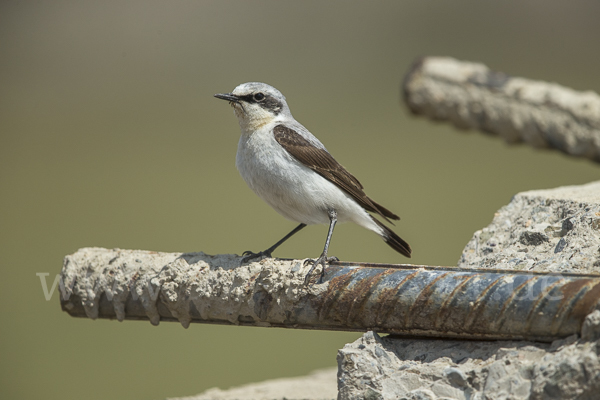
[338,180,600,400]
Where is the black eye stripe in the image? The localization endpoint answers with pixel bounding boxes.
[238,94,256,103]
[237,93,284,115]
[238,92,266,103]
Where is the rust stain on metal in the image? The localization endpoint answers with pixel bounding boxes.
[492,276,536,332]
[373,287,396,328]
[334,272,375,324]
[558,278,592,301]
[405,272,451,329]
[315,268,358,322]
[524,277,565,333]
[316,267,393,327]
[375,270,421,328]
[343,269,394,326]
[550,279,600,335]
[463,277,505,331]
[434,273,477,330]
[550,278,595,335]
[571,280,600,320]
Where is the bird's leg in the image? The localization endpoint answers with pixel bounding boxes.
[242,223,307,263]
[304,210,338,284]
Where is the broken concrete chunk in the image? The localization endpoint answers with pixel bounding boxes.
[338,331,600,400]
[339,181,600,399]
[459,180,600,274]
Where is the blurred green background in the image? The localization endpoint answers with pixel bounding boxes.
[1,1,599,399]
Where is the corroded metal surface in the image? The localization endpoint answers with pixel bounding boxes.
[60,248,600,342]
[314,262,600,341]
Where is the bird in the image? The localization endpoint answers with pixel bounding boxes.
[214,82,411,283]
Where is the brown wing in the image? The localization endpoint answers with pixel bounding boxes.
[273,124,399,223]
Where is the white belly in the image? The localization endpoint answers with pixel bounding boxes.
[235,127,375,229]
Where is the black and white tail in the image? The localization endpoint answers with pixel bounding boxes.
[372,217,412,258]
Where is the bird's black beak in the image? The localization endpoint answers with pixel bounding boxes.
[214,93,240,103]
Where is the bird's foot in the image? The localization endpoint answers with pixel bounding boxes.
[303,255,339,284]
[241,249,272,263]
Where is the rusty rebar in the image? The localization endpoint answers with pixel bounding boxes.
[60,248,600,342]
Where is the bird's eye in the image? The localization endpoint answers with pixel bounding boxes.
[254,93,265,101]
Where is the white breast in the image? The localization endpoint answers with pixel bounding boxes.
[235,124,379,232]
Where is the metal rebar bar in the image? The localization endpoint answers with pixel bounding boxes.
[402,56,600,163]
[59,248,600,342]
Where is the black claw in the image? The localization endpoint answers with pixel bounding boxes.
[303,254,336,285]
[241,250,272,263]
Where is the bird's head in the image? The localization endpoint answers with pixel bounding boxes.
[215,82,291,131]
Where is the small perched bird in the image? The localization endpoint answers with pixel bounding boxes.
[215,82,411,282]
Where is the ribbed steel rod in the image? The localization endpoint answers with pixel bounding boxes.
[60,248,600,342]
[402,56,600,163]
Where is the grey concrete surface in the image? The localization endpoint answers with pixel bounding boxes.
[338,181,600,400]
